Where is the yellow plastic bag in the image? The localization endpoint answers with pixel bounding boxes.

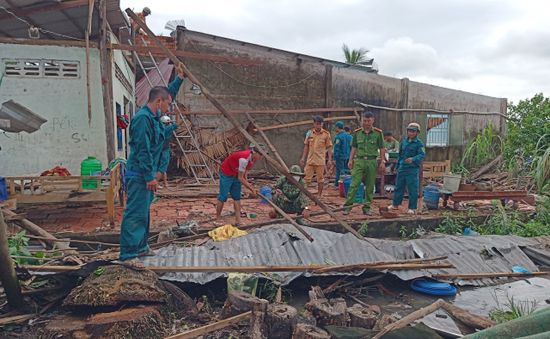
[208,224,248,241]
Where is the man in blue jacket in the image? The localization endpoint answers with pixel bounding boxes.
[388,122,426,215]
[332,121,352,187]
[119,65,184,264]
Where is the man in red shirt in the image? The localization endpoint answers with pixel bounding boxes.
[216,144,266,225]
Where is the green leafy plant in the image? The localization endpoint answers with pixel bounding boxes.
[8,231,33,264]
[358,221,369,236]
[342,44,371,65]
[490,295,538,323]
[461,124,502,169]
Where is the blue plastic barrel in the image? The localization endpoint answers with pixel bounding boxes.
[259,186,272,204]
[423,184,440,210]
[0,177,7,201]
[343,175,365,203]
[410,278,457,296]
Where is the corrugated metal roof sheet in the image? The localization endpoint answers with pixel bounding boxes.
[143,225,412,285]
[408,235,540,286]
[142,226,545,286]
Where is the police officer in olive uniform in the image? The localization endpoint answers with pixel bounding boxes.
[343,111,386,215]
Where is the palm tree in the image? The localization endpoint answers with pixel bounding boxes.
[342,43,371,65]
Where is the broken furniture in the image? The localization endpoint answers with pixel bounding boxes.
[441,190,529,209]
[4,163,123,225]
[423,160,451,182]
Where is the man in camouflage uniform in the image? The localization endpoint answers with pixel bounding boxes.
[271,165,309,215]
[343,111,386,215]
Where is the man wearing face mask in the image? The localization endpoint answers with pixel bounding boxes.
[118,65,185,265]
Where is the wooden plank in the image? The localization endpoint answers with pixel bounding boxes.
[125,8,364,240]
[165,311,252,339]
[0,37,96,47]
[110,44,261,66]
[186,107,360,115]
[260,115,357,131]
[246,113,288,171]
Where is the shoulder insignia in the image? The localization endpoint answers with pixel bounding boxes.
[374,127,383,133]
[354,128,362,133]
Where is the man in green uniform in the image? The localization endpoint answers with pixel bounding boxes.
[119,65,185,264]
[343,111,386,215]
[271,165,310,216]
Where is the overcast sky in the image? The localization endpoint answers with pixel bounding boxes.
[121,0,550,103]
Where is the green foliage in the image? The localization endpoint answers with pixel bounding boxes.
[8,230,33,264]
[435,198,550,237]
[490,295,538,323]
[256,280,291,303]
[505,94,550,166]
[532,141,550,191]
[461,124,502,169]
[342,44,370,65]
[399,226,424,239]
[358,221,369,236]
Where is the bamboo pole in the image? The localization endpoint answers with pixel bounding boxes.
[259,115,357,131]
[257,192,313,242]
[0,211,24,310]
[125,8,364,240]
[85,0,94,125]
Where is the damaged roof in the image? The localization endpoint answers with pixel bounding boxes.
[143,225,550,286]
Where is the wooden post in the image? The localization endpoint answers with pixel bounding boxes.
[100,0,115,161]
[246,112,288,171]
[293,323,331,339]
[266,304,298,339]
[85,0,94,125]
[258,192,313,242]
[125,9,364,240]
[0,210,24,310]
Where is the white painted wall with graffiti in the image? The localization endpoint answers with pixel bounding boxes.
[0,43,108,175]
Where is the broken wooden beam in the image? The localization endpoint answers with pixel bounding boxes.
[260,115,357,131]
[110,43,261,66]
[170,312,254,339]
[257,192,314,242]
[470,154,503,180]
[373,299,446,339]
[1,208,70,250]
[125,8,364,240]
[439,301,495,329]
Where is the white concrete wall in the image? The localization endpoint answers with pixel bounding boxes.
[110,32,135,159]
[0,43,107,175]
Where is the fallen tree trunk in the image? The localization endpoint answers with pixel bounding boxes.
[470,154,503,180]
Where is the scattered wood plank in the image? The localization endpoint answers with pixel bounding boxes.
[0,314,35,326]
[373,299,446,339]
[470,154,503,180]
[260,116,357,131]
[439,301,495,329]
[125,8,364,240]
[164,311,252,339]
